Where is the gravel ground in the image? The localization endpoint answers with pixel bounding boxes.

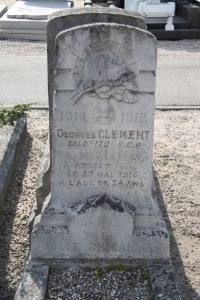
[47,267,150,300]
[154,110,200,300]
[1,39,200,57]
[0,40,47,56]
[0,40,200,299]
[0,0,14,9]
[0,111,49,300]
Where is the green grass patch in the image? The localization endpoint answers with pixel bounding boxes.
[147,291,154,300]
[0,104,33,127]
[141,267,151,281]
[49,265,59,275]
[169,230,176,242]
[95,268,107,280]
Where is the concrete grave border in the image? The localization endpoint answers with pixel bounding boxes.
[14,258,181,299]
[14,257,49,300]
[0,118,27,213]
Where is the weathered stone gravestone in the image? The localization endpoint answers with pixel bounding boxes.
[31,8,169,261]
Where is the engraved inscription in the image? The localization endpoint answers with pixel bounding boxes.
[57,110,147,124]
[71,217,131,228]
[68,179,144,187]
[63,149,148,163]
[38,240,81,252]
[57,129,150,141]
[38,238,152,255]
[89,242,134,252]
[59,157,146,189]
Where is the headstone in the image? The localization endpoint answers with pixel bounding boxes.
[47,8,146,136]
[31,8,169,260]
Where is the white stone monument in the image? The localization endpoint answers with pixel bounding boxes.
[0,0,72,40]
[31,8,169,261]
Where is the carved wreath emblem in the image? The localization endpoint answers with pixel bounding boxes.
[69,50,139,124]
[70,50,138,103]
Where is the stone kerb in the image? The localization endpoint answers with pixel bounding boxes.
[31,17,169,261]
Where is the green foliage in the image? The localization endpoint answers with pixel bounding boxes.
[141,267,151,281]
[106,263,115,271]
[147,291,154,300]
[95,268,106,280]
[0,104,32,127]
[127,279,136,286]
[115,264,130,271]
[169,230,176,242]
[107,263,131,272]
[49,264,59,275]
[95,264,132,280]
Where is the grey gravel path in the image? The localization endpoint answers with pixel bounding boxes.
[0,56,48,106]
[47,266,150,300]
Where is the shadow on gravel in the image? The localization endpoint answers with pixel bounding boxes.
[0,132,33,300]
[154,170,200,300]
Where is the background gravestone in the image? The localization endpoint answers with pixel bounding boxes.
[0,0,72,40]
[31,9,169,260]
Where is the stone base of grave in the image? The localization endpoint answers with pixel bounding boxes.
[14,257,181,300]
[14,257,49,300]
[30,193,169,260]
[0,1,72,40]
[30,147,169,261]
[31,231,169,260]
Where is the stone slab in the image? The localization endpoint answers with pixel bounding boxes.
[0,29,47,41]
[0,1,72,40]
[125,0,160,12]
[14,259,49,300]
[7,1,72,20]
[0,15,47,30]
[0,5,7,18]
[0,118,27,212]
[149,260,182,300]
[32,232,169,259]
